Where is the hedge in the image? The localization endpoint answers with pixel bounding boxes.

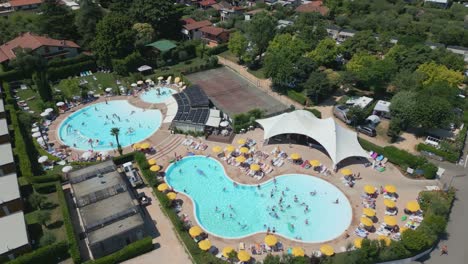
[29,174,62,184]
[206,43,228,56]
[286,90,307,105]
[416,143,459,163]
[83,236,153,264]
[0,69,27,82]
[112,152,136,166]
[56,182,81,264]
[7,241,69,264]
[48,54,95,68]
[33,182,57,194]
[303,108,322,119]
[47,60,97,81]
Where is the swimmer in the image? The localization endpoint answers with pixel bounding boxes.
[183,189,187,193]
[310,190,316,196]
[106,115,109,119]
[215,206,218,212]
[287,204,291,208]
[223,187,226,192]
[272,227,276,233]
[286,187,290,191]
[95,106,98,111]
[230,214,233,218]
[81,122,85,126]
[305,219,309,225]
[179,169,182,173]
[334,199,339,204]
[222,213,224,219]
[257,184,261,189]
[264,224,267,229]
[273,177,277,184]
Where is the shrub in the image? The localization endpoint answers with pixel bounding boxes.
[383,146,426,169]
[7,241,69,264]
[286,90,307,105]
[39,232,57,247]
[206,43,228,56]
[83,237,153,264]
[29,174,61,184]
[358,138,385,154]
[416,143,459,163]
[113,152,136,165]
[0,69,27,82]
[56,182,81,263]
[33,182,57,194]
[420,162,438,179]
[304,108,322,118]
[401,229,431,252]
[47,60,97,81]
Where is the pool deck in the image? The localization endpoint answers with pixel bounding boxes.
[47,95,435,262]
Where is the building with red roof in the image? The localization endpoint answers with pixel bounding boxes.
[181,20,213,40]
[200,26,230,47]
[295,1,329,16]
[198,0,216,9]
[8,0,42,10]
[0,32,80,64]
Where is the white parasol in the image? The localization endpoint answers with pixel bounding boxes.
[157,76,164,80]
[40,112,49,117]
[32,132,42,138]
[131,83,137,87]
[62,166,73,173]
[137,80,144,85]
[56,102,65,106]
[88,91,95,95]
[145,79,152,83]
[44,108,53,113]
[38,156,48,163]
[31,127,39,133]
[105,88,113,92]
[81,151,93,160]
[220,121,229,127]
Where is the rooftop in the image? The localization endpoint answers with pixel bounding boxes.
[146,39,177,53]
[0,211,29,255]
[295,2,329,16]
[200,26,227,36]
[183,20,212,31]
[72,170,125,203]
[0,173,20,204]
[0,99,4,113]
[69,160,115,183]
[8,0,42,7]
[0,118,8,137]
[87,213,144,244]
[0,143,14,166]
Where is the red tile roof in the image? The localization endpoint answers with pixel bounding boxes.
[181,18,197,25]
[295,2,329,16]
[200,26,226,36]
[8,0,42,7]
[183,20,212,31]
[199,0,216,7]
[0,32,80,63]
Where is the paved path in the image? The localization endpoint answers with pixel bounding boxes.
[123,187,192,264]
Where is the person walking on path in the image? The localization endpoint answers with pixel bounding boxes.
[440,245,448,256]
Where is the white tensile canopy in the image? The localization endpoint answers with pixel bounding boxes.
[256,110,369,165]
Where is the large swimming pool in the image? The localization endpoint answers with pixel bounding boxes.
[166,156,352,243]
[58,100,161,151]
[140,87,176,104]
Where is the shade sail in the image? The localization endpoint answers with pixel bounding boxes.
[256,110,368,165]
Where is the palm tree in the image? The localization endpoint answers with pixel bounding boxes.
[110,127,123,155]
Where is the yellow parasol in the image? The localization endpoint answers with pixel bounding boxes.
[384,199,396,208]
[225,145,235,152]
[222,246,235,258]
[360,217,373,227]
[237,250,250,262]
[340,168,352,176]
[320,244,334,256]
[198,239,211,251]
[384,216,397,226]
[166,192,177,200]
[290,153,301,160]
[363,208,376,217]
[235,156,246,163]
[174,77,181,84]
[406,200,420,212]
[385,185,397,193]
[378,235,391,246]
[189,226,202,238]
[292,247,305,257]
[133,143,141,150]
[354,238,363,249]
[237,138,246,145]
[364,185,376,194]
[150,165,161,172]
[400,227,408,233]
[157,183,168,191]
[250,164,261,171]
[148,158,156,165]
[239,147,249,153]
[309,160,321,167]
[212,146,222,153]
[264,235,278,246]
[140,142,150,149]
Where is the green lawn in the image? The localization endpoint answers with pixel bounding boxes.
[247,67,266,79]
[16,87,44,114]
[218,50,237,62]
[55,72,129,96]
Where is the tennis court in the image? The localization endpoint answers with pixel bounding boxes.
[186,67,288,117]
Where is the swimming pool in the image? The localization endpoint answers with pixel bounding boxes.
[140,87,176,103]
[165,156,352,243]
[58,100,161,151]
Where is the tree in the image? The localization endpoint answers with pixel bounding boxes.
[130,0,181,38]
[401,229,431,252]
[294,12,327,49]
[92,13,136,66]
[113,52,145,76]
[226,250,237,264]
[347,105,367,126]
[304,71,333,104]
[307,38,342,67]
[244,12,276,59]
[59,79,81,100]
[132,23,155,47]
[416,62,464,88]
[110,127,123,155]
[75,0,103,47]
[262,254,281,264]
[346,52,397,91]
[342,30,379,57]
[8,49,46,75]
[28,193,46,209]
[387,117,402,143]
[33,71,53,102]
[39,0,77,40]
[36,210,51,227]
[39,232,57,247]
[228,32,248,62]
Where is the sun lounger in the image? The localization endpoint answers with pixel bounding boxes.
[239,242,245,250]
[425,185,440,191]
[385,210,397,216]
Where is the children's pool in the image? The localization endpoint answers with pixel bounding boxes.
[58,100,161,151]
[165,156,352,243]
[140,87,176,103]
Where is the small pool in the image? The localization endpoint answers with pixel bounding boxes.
[166,156,352,243]
[140,87,176,104]
[58,100,161,151]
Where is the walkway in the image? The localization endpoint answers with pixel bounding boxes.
[122,187,192,264]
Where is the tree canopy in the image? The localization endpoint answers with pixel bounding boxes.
[130,0,181,39]
[245,12,277,59]
[75,0,103,47]
[39,0,77,40]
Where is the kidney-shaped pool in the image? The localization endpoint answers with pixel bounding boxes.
[165,156,352,243]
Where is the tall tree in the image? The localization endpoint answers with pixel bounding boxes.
[33,71,53,102]
[244,12,276,60]
[36,210,51,227]
[132,23,155,47]
[130,0,181,38]
[39,0,77,40]
[416,62,464,88]
[92,13,136,66]
[294,12,327,49]
[228,32,248,63]
[306,38,342,67]
[304,71,333,104]
[8,49,46,75]
[110,127,123,155]
[75,0,103,47]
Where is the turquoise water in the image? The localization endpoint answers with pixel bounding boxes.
[58,100,161,151]
[140,87,176,103]
[166,156,352,242]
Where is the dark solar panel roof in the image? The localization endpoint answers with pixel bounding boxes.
[172,86,210,125]
[185,85,209,107]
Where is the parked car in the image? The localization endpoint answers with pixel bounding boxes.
[357,125,376,137]
[333,105,351,124]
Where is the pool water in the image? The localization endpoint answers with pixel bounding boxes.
[140,87,176,103]
[166,156,352,242]
[58,100,161,151]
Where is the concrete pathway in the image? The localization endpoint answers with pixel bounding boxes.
[123,187,192,264]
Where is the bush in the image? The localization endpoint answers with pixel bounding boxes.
[233,109,264,133]
[287,90,307,105]
[112,152,136,165]
[7,241,69,264]
[47,60,97,81]
[48,54,95,68]
[206,43,228,56]
[83,237,153,264]
[383,146,426,169]
[401,229,432,252]
[39,232,57,247]
[420,162,438,179]
[29,174,61,184]
[0,69,27,82]
[358,138,385,154]
[416,143,459,163]
[33,182,57,194]
[303,108,322,118]
[56,182,81,263]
